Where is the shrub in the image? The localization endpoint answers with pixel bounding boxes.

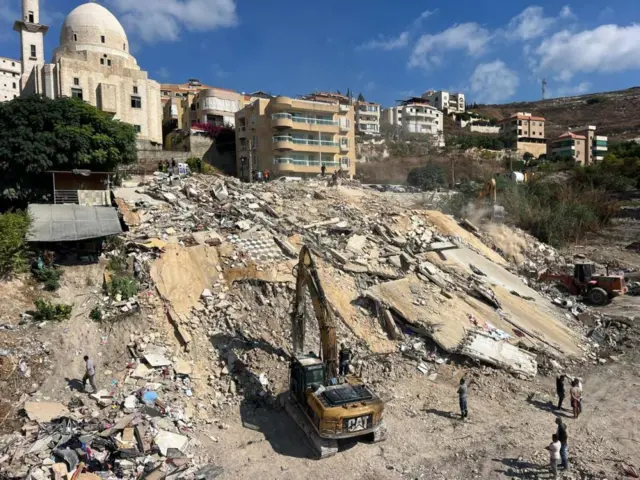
[89,306,103,322]
[0,211,31,278]
[586,97,605,105]
[407,165,446,191]
[33,266,63,291]
[109,275,139,300]
[33,298,72,322]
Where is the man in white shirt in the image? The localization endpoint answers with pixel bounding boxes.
[546,433,561,479]
[83,355,97,393]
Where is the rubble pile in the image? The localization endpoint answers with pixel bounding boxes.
[1,171,616,478]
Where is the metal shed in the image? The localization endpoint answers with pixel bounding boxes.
[27,204,123,242]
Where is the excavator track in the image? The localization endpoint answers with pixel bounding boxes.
[284,395,338,459]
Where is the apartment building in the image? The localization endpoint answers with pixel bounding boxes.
[235,95,356,180]
[548,125,608,165]
[498,112,547,158]
[160,79,212,106]
[182,87,246,130]
[0,57,21,102]
[422,90,465,113]
[355,100,381,135]
[381,98,444,146]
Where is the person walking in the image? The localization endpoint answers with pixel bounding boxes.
[83,355,97,393]
[458,377,470,419]
[570,378,582,419]
[339,344,351,376]
[263,169,270,182]
[546,433,561,479]
[556,374,566,410]
[556,417,569,470]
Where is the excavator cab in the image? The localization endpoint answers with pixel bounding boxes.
[574,263,595,284]
[290,353,326,406]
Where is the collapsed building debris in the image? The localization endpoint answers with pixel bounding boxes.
[1,171,616,478]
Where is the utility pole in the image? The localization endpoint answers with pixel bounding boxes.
[541,79,548,100]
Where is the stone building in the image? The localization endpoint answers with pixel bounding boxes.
[0,56,21,102]
[13,0,162,144]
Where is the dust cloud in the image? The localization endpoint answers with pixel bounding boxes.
[482,223,529,265]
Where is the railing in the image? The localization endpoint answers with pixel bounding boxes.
[272,136,338,146]
[54,190,80,204]
[271,113,338,126]
[274,157,340,167]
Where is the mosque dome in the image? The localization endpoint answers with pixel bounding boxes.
[59,3,129,54]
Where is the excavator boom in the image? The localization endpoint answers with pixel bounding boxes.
[291,246,338,379]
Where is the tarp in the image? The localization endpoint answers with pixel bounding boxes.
[27,204,122,242]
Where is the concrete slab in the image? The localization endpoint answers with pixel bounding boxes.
[460,331,538,377]
[24,402,69,423]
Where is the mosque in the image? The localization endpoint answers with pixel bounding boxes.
[14,0,162,144]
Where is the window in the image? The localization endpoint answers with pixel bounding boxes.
[12,83,16,89]
[101,35,105,43]
[30,45,36,58]
[133,86,138,94]
[131,96,142,109]
[134,125,141,133]
[28,11,34,23]
[190,103,196,111]
[71,88,83,100]
[11,62,15,67]
[73,33,77,41]
[73,77,79,86]
[123,43,126,51]
[107,59,112,66]
[100,58,104,65]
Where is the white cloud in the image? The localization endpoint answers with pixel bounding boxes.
[357,8,437,51]
[156,67,170,80]
[356,31,410,51]
[535,24,640,79]
[506,6,556,41]
[409,23,491,70]
[364,81,375,92]
[108,0,238,43]
[559,6,574,19]
[469,60,519,104]
[548,81,591,98]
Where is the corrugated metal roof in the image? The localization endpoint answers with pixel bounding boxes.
[27,204,122,242]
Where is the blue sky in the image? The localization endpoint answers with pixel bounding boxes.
[2,0,640,106]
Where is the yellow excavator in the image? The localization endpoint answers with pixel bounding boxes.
[285,246,387,459]
[476,178,505,223]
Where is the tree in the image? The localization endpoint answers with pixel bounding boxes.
[523,152,534,162]
[0,96,137,207]
[357,92,365,102]
[407,164,446,191]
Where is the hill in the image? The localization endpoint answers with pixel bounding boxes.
[472,86,640,140]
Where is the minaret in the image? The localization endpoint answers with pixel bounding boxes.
[13,0,49,95]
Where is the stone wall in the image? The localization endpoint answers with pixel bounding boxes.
[133,150,192,173]
[470,125,501,134]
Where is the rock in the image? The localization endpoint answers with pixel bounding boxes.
[174,359,193,376]
[202,289,213,299]
[346,234,368,254]
[123,395,137,409]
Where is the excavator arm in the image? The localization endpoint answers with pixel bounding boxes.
[291,246,339,380]
[476,178,497,206]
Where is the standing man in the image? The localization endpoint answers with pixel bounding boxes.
[458,377,470,419]
[339,344,351,376]
[570,379,582,419]
[546,433,561,479]
[83,355,97,393]
[556,374,566,410]
[321,164,326,177]
[196,158,202,173]
[556,417,569,470]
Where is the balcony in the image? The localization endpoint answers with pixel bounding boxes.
[339,104,350,113]
[274,157,339,167]
[272,135,339,153]
[339,120,351,132]
[340,142,349,152]
[271,113,293,129]
[272,96,293,109]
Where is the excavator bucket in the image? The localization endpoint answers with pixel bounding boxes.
[492,205,505,223]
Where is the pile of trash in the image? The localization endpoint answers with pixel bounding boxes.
[2,394,221,480]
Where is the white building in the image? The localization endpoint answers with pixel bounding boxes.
[354,100,381,136]
[0,57,21,102]
[13,0,162,144]
[381,99,444,146]
[422,90,465,114]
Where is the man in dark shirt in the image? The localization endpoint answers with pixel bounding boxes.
[556,374,566,410]
[339,344,351,376]
[555,417,569,470]
[458,377,470,419]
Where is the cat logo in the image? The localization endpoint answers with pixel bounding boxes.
[346,415,369,432]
